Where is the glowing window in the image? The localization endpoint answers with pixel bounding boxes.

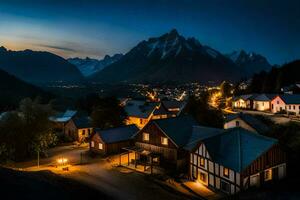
[223,167,229,177]
[161,137,168,145]
[143,132,149,141]
[200,158,205,167]
[264,169,272,181]
[98,143,103,150]
[91,141,94,147]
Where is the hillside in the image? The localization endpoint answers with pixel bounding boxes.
[0,46,83,84]
[0,167,110,200]
[90,29,242,84]
[0,69,52,111]
[248,60,300,93]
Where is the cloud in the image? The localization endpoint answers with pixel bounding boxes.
[37,44,77,52]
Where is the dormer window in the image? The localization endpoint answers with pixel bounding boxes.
[236,121,240,127]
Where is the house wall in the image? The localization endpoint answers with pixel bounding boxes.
[90,134,107,154]
[64,120,78,140]
[77,128,93,142]
[253,101,271,111]
[135,122,178,164]
[189,143,240,194]
[271,96,286,113]
[224,118,257,133]
[241,144,286,190]
[285,104,300,116]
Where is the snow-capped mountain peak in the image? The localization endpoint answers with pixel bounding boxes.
[68,53,123,77]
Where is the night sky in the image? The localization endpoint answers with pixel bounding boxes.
[0,0,299,64]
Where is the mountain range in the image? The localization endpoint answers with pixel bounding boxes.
[68,54,123,77]
[0,30,273,85]
[0,46,83,84]
[90,29,244,84]
[226,50,272,76]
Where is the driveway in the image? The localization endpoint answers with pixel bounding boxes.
[14,145,197,200]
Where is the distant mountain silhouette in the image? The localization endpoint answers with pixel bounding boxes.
[226,50,272,77]
[90,29,242,84]
[68,54,123,76]
[0,47,83,84]
[0,69,53,111]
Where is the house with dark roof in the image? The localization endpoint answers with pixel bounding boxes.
[124,100,159,129]
[90,125,139,155]
[232,94,258,110]
[224,113,269,134]
[161,100,187,117]
[49,109,78,134]
[65,116,93,142]
[253,94,277,111]
[271,94,300,116]
[189,128,286,194]
[133,115,199,169]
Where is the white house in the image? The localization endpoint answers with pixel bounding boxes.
[232,94,257,110]
[271,95,300,116]
[253,94,277,111]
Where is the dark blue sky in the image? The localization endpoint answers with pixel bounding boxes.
[0,0,299,64]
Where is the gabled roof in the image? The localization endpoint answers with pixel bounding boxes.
[279,94,300,104]
[50,110,77,123]
[124,100,157,119]
[254,94,277,101]
[153,105,169,115]
[95,125,139,143]
[232,94,258,101]
[73,117,92,129]
[225,113,269,134]
[152,115,199,147]
[184,126,224,151]
[202,128,277,172]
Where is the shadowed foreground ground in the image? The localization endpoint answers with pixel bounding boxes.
[0,167,112,200]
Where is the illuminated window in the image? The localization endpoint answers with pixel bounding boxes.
[91,141,94,147]
[161,137,168,145]
[143,132,149,141]
[264,169,272,181]
[98,143,103,150]
[223,167,229,177]
[200,157,205,167]
[200,172,207,182]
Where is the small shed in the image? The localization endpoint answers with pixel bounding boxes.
[90,125,139,155]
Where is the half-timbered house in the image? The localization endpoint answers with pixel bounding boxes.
[189,128,286,194]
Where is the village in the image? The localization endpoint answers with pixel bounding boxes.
[2,87,299,199]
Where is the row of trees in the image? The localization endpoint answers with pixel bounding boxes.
[0,98,57,162]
